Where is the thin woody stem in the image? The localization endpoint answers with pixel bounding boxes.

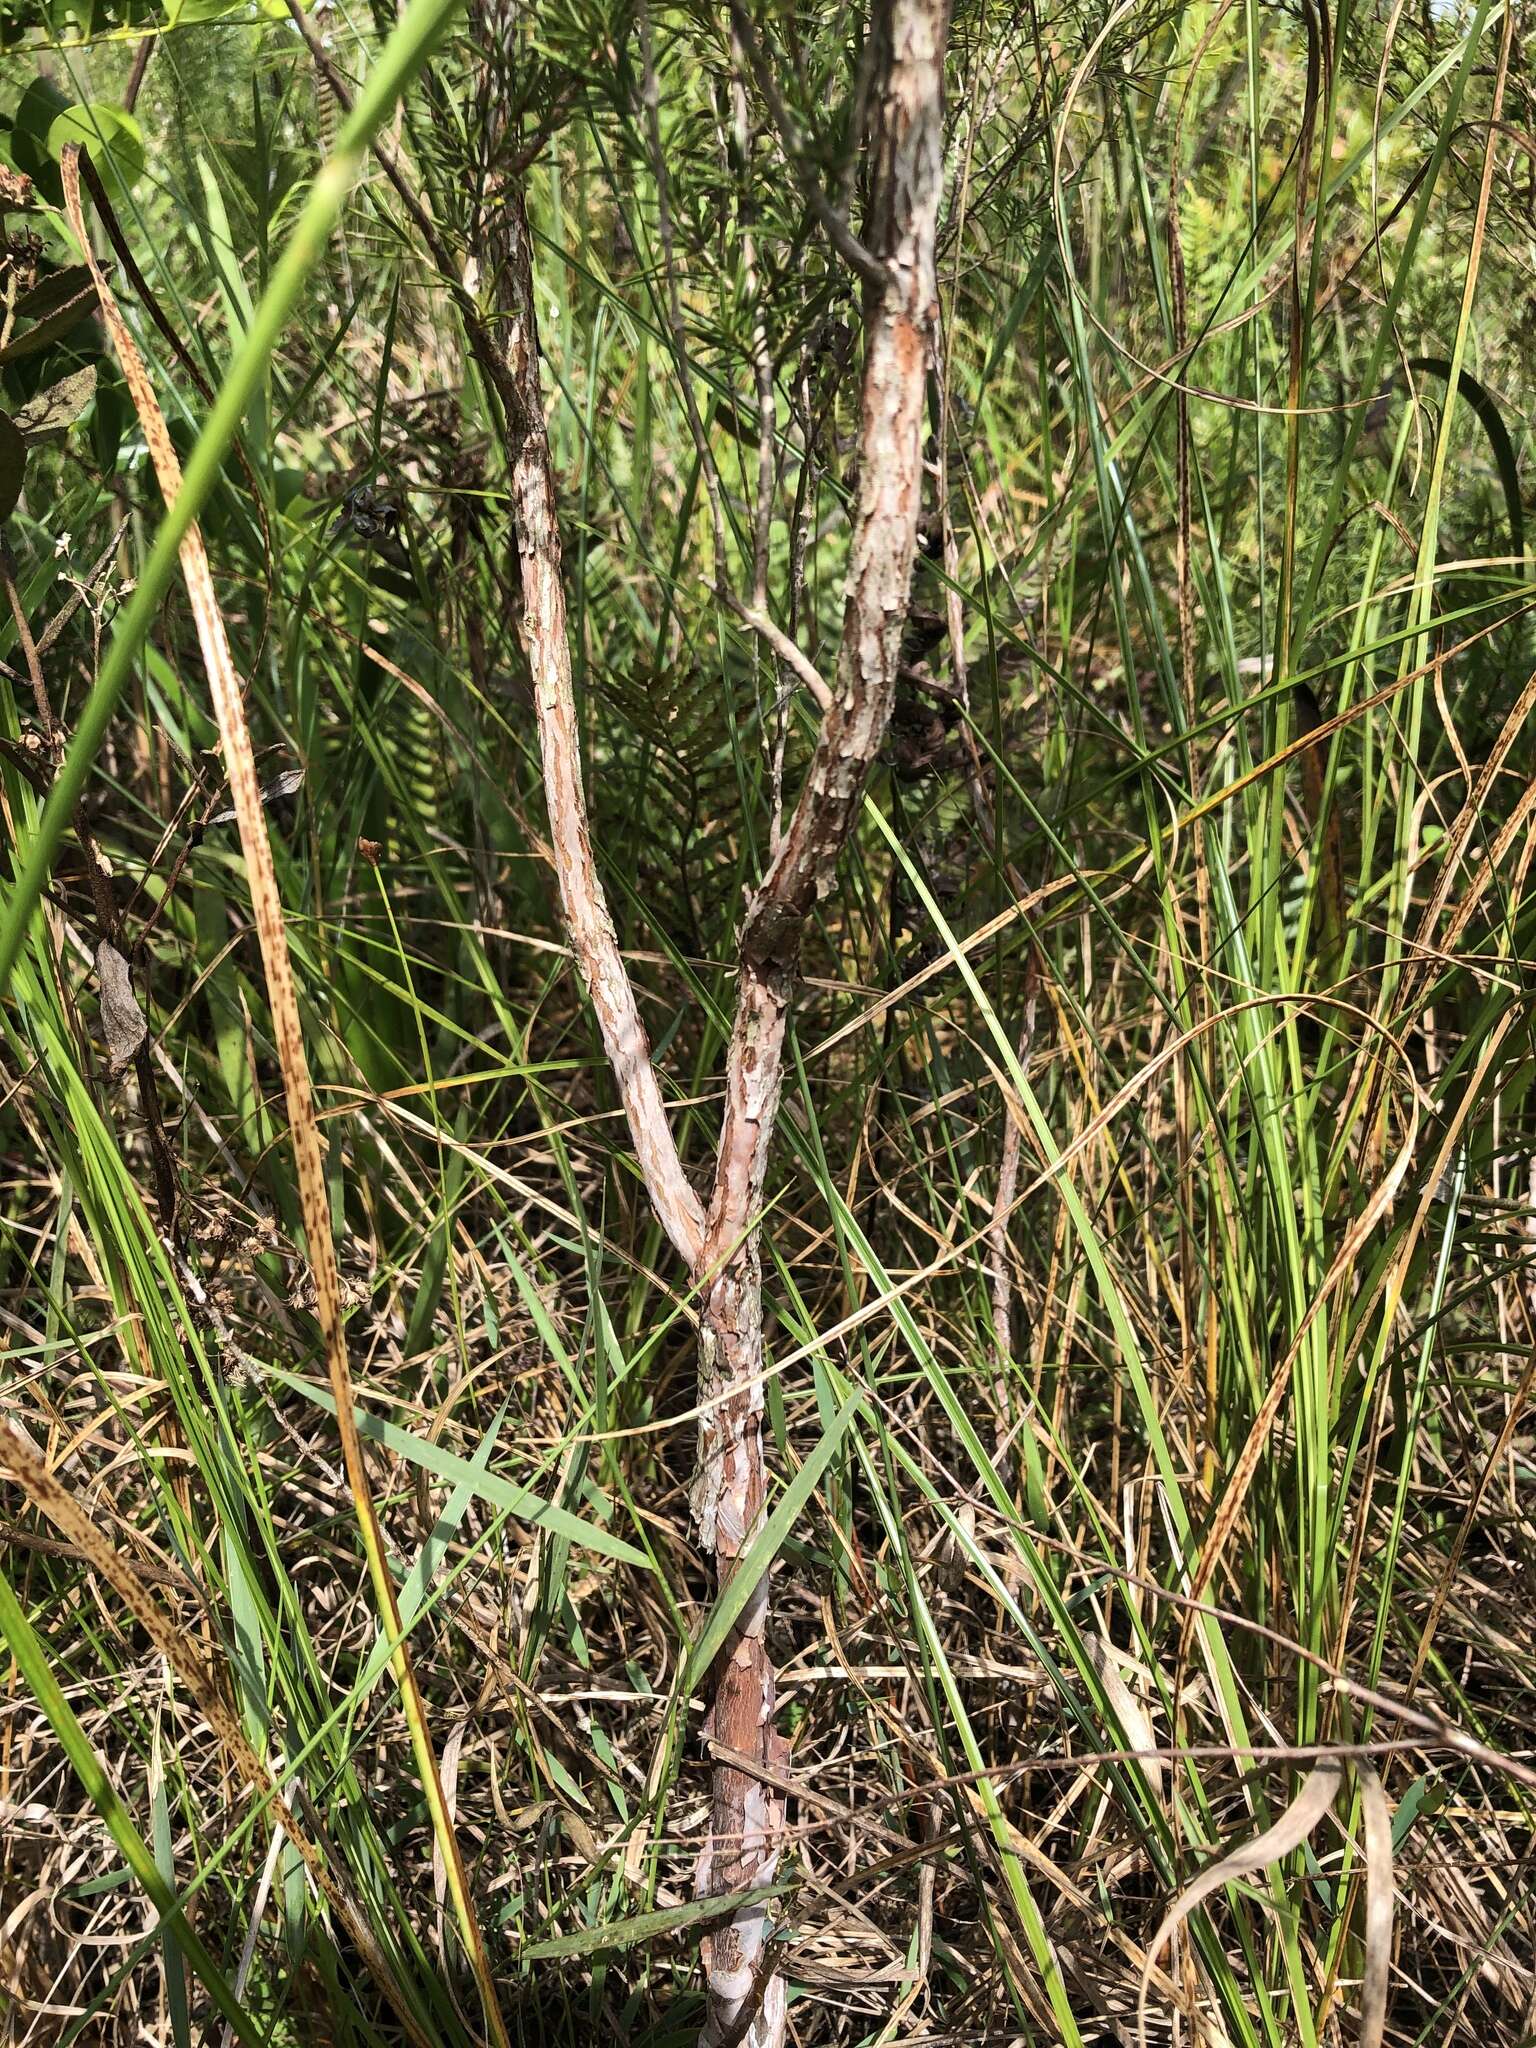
[707,0,949,1247]
[693,7,949,2045]
[473,82,706,1274]
[638,6,831,722]
[462,10,948,2045]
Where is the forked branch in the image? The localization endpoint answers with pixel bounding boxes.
[470,5,948,2044]
[691,12,946,2042]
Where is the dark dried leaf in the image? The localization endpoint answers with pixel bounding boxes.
[11,266,91,323]
[0,271,96,367]
[210,766,305,827]
[0,413,25,524]
[96,940,147,1068]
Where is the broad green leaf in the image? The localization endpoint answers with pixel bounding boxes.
[47,103,145,202]
[9,77,71,201]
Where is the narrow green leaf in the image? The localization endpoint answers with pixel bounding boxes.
[684,1399,861,1691]
[521,1880,793,1961]
[266,1365,650,1568]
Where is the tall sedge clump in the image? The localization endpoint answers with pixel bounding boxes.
[472,3,948,2039]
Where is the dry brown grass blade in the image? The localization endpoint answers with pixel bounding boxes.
[1084,1636,1164,1802]
[1358,1765,1394,2048]
[985,958,1039,1475]
[1398,1155,1536,1697]
[60,146,508,2048]
[1137,1759,1342,2048]
[0,1419,430,2045]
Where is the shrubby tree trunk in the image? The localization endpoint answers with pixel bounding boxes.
[690,10,947,2034]
[473,4,949,2039]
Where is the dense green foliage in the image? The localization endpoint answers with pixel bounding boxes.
[3,0,1536,2042]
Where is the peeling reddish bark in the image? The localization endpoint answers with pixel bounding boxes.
[479,5,947,2042]
[694,8,948,2043]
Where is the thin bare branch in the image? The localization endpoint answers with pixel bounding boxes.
[728,0,888,288]
[638,0,730,569]
[725,596,833,713]
[707,0,949,1248]
[461,13,946,2044]
[473,79,706,1273]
